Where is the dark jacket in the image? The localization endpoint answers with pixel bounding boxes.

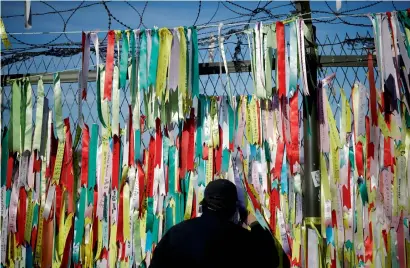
[149,211,290,268]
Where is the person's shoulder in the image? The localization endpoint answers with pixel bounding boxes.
[166,217,202,235]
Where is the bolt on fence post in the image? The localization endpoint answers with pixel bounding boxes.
[295,1,323,267]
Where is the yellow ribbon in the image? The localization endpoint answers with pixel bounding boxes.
[0,18,11,49]
[156,28,173,101]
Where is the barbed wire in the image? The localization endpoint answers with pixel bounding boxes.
[0,0,402,67]
[103,1,132,30]
[202,1,220,27]
[2,1,106,18]
[193,1,202,26]
[324,1,376,27]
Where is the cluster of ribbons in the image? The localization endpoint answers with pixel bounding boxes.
[314,10,410,268]
[1,10,410,268]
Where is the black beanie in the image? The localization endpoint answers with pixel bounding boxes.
[201,179,238,217]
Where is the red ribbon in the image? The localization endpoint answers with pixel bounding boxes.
[112,134,120,190]
[273,141,285,179]
[244,179,261,212]
[364,222,373,263]
[269,188,280,232]
[355,141,364,177]
[128,105,135,167]
[103,30,115,100]
[147,137,156,197]
[202,145,209,160]
[31,226,37,250]
[17,187,26,245]
[55,185,63,223]
[215,126,223,175]
[155,118,162,168]
[81,32,87,99]
[33,150,41,173]
[6,155,13,189]
[93,190,98,247]
[290,92,299,174]
[62,119,74,208]
[342,186,351,209]
[368,53,378,126]
[366,116,374,181]
[137,162,145,216]
[46,123,58,179]
[180,123,189,179]
[191,190,196,219]
[62,225,74,266]
[276,22,286,98]
[384,137,392,168]
[81,124,90,186]
[187,110,195,171]
[117,186,124,244]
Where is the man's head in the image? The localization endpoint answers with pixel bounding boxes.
[201,179,238,219]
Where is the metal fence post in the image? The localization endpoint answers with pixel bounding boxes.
[295,1,322,266]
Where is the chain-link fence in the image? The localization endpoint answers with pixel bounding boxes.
[1,31,377,158]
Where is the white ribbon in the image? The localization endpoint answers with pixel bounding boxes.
[255,22,265,98]
[79,32,92,128]
[297,18,309,95]
[218,23,233,107]
[25,0,32,29]
[42,184,56,219]
[112,66,120,136]
[133,29,141,132]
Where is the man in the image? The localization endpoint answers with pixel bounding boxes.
[150,179,290,268]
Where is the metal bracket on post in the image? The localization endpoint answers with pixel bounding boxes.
[294,1,322,267]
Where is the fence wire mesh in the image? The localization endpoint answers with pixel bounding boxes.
[1,31,377,160]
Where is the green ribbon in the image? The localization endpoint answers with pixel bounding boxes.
[152,215,159,245]
[162,136,169,165]
[1,128,8,187]
[168,146,176,194]
[120,31,129,90]
[359,181,368,205]
[222,148,230,173]
[198,158,206,186]
[149,28,159,88]
[165,196,174,232]
[138,30,148,92]
[264,140,271,162]
[228,102,234,145]
[11,80,21,153]
[24,79,33,152]
[88,123,99,205]
[134,129,141,161]
[146,197,154,232]
[398,11,410,57]
[130,31,137,107]
[73,125,82,150]
[96,65,107,127]
[73,187,86,262]
[32,203,39,227]
[32,78,44,152]
[53,72,64,141]
[190,27,199,97]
